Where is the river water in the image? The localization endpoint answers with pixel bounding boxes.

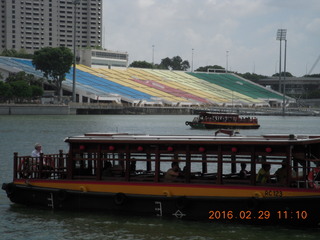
[1,114,320,239]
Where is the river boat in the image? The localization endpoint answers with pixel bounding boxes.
[2,132,320,226]
[185,112,260,129]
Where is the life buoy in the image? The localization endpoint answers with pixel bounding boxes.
[163,190,171,197]
[185,121,189,126]
[253,191,263,198]
[307,167,320,189]
[114,192,126,205]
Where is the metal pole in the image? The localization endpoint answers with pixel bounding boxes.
[226,51,229,73]
[152,45,155,68]
[283,39,287,115]
[278,39,282,93]
[72,0,80,102]
[191,48,194,72]
[277,29,287,112]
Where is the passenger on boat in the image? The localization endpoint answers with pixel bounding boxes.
[31,143,54,178]
[31,143,42,158]
[130,159,136,173]
[256,164,271,184]
[111,164,123,176]
[164,162,182,182]
[239,163,250,179]
[275,162,287,184]
[102,161,113,177]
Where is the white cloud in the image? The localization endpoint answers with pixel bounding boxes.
[137,0,156,8]
[306,18,320,34]
[103,0,320,76]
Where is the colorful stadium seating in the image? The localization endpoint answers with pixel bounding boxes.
[0,56,284,107]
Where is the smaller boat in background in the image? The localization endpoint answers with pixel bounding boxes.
[185,112,260,129]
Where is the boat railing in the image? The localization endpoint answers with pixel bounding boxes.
[14,151,68,180]
[12,150,320,191]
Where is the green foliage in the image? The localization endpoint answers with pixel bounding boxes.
[237,72,268,82]
[129,61,153,68]
[304,74,320,78]
[1,49,17,56]
[32,47,73,101]
[159,57,172,69]
[31,85,44,98]
[159,56,190,71]
[83,46,103,50]
[6,71,43,86]
[0,49,33,59]
[272,72,293,77]
[9,80,32,102]
[6,72,24,83]
[0,80,44,103]
[195,65,225,72]
[0,81,12,101]
[1,71,44,102]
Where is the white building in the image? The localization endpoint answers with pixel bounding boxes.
[0,0,102,52]
[78,49,128,68]
[0,0,127,67]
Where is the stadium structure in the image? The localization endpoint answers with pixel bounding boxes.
[0,56,291,108]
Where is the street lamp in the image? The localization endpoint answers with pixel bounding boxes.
[276,29,287,114]
[283,39,287,115]
[72,0,81,102]
[191,48,194,72]
[226,50,229,73]
[152,45,155,68]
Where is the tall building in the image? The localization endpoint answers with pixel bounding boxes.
[0,0,102,53]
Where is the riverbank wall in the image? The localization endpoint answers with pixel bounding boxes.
[0,104,70,115]
[0,104,193,115]
[0,104,319,116]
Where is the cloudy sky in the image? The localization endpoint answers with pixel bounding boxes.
[102,0,320,77]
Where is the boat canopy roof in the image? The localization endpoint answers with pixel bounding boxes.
[65,133,320,145]
[199,112,241,117]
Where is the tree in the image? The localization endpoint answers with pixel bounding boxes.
[195,65,225,72]
[1,49,18,57]
[272,72,293,77]
[4,71,44,102]
[0,48,33,59]
[0,81,12,102]
[304,73,320,78]
[171,56,183,70]
[159,56,190,71]
[32,47,73,102]
[159,57,172,69]
[31,85,44,98]
[10,81,32,102]
[237,72,268,83]
[129,61,153,69]
[181,60,190,71]
[6,71,43,86]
